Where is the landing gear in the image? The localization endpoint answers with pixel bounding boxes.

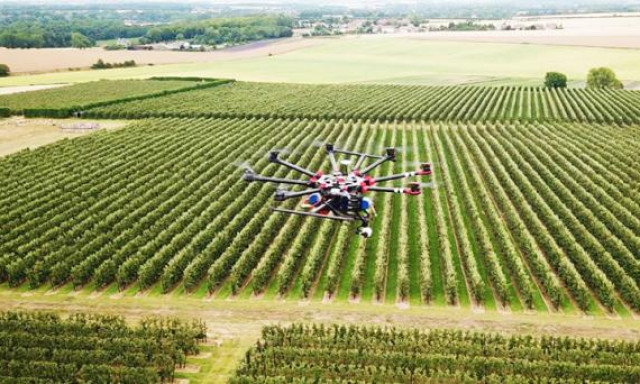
[358,226,373,238]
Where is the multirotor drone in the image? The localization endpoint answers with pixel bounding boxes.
[242,143,432,238]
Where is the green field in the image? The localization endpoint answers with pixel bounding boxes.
[0,79,195,113]
[2,37,640,87]
[2,112,640,317]
[86,81,640,124]
[0,78,231,116]
[0,311,206,383]
[232,324,640,383]
[2,77,640,383]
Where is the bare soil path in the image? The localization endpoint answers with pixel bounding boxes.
[0,117,128,157]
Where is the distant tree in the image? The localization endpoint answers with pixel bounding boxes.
[91,59,136,70]
[0,64,9,77]
[544,72,567,88]
[92,59,109,69]
[587,67,623,90]
[71,32,94,49]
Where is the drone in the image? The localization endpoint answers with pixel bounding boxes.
[242,143,432,238]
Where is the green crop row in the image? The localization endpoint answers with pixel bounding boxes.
[1,117,639,315]
[85,82,640,124]
[0,78,233,117]
[0,311,205,384]
[232,324,640,383]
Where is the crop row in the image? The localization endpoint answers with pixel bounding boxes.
[85,81,640,124]
[231,324,640,383]
[1,117,639,315]
[0,311,205,383]
[0,79,234,116]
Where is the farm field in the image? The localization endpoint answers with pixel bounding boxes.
[87,81,640,124]
[2,110,640,317]
[0,38,319,75]
[0,311,207,383]
[2,75,640,382]
[232,323,640,383]
[0,78,231,115]
[2,36,640,88]
[2,290,640,383]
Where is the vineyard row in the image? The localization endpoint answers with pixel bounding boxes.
[84,81,640,124]
[0,311,206,384]
[231,323,640,383]
[1,117,639,315]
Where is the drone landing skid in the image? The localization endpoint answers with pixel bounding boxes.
[272,208,374,238]
[271,208,354,222]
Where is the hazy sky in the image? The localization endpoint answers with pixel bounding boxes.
[0,0,636,4]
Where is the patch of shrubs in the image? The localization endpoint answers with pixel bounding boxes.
[91,59,136,70]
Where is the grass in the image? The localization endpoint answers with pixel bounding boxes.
[3,37,640,87]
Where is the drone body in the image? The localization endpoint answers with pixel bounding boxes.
[242,143,432,238]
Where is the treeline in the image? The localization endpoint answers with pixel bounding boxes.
[0,13,293,49]
[140,15,294,45]
[0,311,206,383]
[232,324,640,383]
[0,14,147,49]
[432,20,496,31]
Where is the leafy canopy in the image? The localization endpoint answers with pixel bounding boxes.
[544,72,567,88]
[587,67,623,90]
[0,64,9,77]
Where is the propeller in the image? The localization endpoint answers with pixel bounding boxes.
[276,183,293,191]
[311,139,328,148]
[233,160,255,174]
[269,146,297,157]
[417,181,438,190]
[373,144,412,155]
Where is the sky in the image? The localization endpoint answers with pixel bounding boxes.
[0,0,637,5]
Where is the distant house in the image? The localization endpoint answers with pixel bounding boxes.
[116,38,130,47]
[130,45,153,51]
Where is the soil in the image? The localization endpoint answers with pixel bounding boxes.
[0,117,128,157]
[0,38,325,74]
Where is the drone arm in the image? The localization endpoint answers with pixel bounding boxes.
[334,148,384,159]
[373,172,415,183]
[326,147,340,173]
[270,151,316,177]
[368,185,421,195]
[272,208,353,222]
[371,163,432,182]
[374,171,430,183]
[360,156,391,175]
[354,154,367,170]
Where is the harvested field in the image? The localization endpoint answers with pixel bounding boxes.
[0,38,323,74]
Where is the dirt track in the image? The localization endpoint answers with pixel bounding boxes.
[2,288,639,342]
[0,117,127,157]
